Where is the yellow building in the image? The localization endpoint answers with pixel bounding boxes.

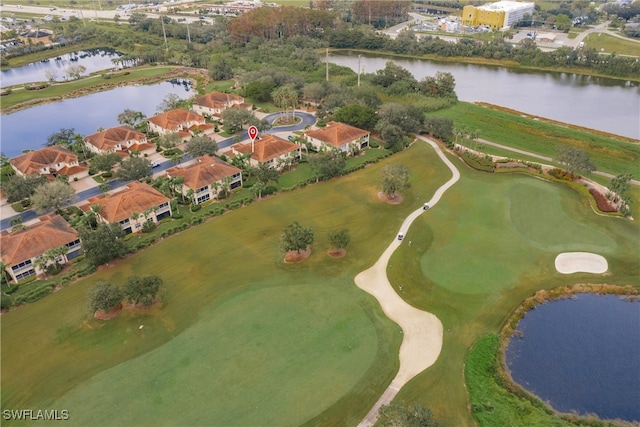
[462,1,534,30]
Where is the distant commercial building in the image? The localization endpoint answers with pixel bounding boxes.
[462,1,535,30]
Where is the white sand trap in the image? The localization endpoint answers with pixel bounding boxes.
[555,252,608,274]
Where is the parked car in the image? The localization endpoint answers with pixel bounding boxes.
[423,203,430,210]
[151,161,161,168]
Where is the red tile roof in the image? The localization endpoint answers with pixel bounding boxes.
[147,109,205,131]
[85,126,147,151]
[0,215,79,266]
[10,146,79,175]
[193,92,244,109]
[85,182,170,223]
[166,155,242,190]
[304,121,369,148]
[233,134,300,163]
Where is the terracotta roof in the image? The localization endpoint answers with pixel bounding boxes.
[193,92,244,109]
[0,215,79,266]
[233,134,300,163]
[166,155,242,190]
[85,126,147,151]
[304,121,369,148]
[147,109,205,131]
[57,164,88,176]
[188,123,216,133]
[85,182,170,223]
[10,146,78,175]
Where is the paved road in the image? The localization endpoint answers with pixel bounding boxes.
[0,111,316,231]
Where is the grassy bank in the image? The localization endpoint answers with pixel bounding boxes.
[584,33,640,57]
[433,102,640,178]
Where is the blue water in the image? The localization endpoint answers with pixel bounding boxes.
[0,49,121,88]
[505,294,640,422]
[0,81,192,157]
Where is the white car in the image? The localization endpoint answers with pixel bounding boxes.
[151,161,161,168]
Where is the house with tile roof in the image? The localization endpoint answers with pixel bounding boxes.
[304,121,370,154]
[147,109,207,138]
[192,91,251,118]
[0,215,82,283]
[10,146,88,181]
[231,134,301,170]
[84,182,171,234]
[166,155,243,205]
[84,126,155,157]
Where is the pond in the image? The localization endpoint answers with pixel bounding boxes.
[0,80,192,157]
[0,48,122,88]
[329,52,640,140]
[505,293,640,423]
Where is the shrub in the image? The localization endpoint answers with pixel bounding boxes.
[262,185,277,196]
[141,221,156,233]
[460,151,495,173]
[589,188,618,212]
[1,294,13,310]
[190,204,202,212]
[548,168,577,181]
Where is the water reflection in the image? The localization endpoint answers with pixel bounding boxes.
[0,48,121,88]
[0,81,191,157]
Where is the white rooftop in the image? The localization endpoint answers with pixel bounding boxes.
[478,1,535,12]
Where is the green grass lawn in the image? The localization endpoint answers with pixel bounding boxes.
[434,102,640,178]
[385,154,640,426]
[584,33,640,57]
[2,142,638,426]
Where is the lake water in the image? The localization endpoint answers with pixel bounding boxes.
[0,49,121,88]
[329,52,640,140]
[505,294,640,423]
[0,80,192,157]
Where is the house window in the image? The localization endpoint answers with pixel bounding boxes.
[66,239,81,248]
[15,269,36,281]
[158,202,169,209]
[11,259,33,271]
[196,194,210,204]
[232,173,241,179]
[119,218,130,226]
[196,185,208,193]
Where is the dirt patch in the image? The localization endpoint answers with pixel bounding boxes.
[327,248,347,258]
[378,192,403,204]
[284,247,311,263]
[94,304,123,320]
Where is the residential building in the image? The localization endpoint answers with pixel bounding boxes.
[166,155,242,205]
[0,215,82,283]
[192,91,251,118]
[231,134,301,169]
[147,109,208,138]
[462,1,535,30]
[18,29,54,45]
[10,146,88,181]
[84,182,171,234]
[304,121,370,154]
[84,126,155,157]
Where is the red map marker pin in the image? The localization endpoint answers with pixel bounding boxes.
[248,125,258,141]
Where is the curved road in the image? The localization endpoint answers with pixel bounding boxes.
[356,135,460,426]
[0,111,316,230]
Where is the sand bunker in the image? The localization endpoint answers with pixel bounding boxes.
[555,252,608,274]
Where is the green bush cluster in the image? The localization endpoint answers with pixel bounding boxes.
[460,151,495,173]
[13,284,56,306]
[548,168,577,181]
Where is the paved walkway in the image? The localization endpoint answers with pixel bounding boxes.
[356,136,460,427]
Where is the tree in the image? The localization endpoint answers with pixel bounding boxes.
[184,136,219,158]
[78,223,127,267]
[378,402,441,427]
[87,281,123,314]
[157,132,181,150]
[45,69,58,83]
[156,93,183,113]
[115,157,152,181]
[271,85,299,120]
[555,13,572,31]
[3,174,47,203]
[123,275,162,306]
[280,222,314,254]
[221,108,256,134]
[208,58,234,80]
[65,64,87,80]
[244,81,276,102]
[251,163,280,199]
[90,152,121,173]
[377,103,424,134]
[556,146,595,175]
[380,164,410,199]
[308,150,345,182]
[46,128,76,147]
[117,109,146,129]
[334,104,378,131]
[424,117,454,143]
[328,228,350,250]
[379,123,406,152]
[607,173,631,204]
[31,181,76,213]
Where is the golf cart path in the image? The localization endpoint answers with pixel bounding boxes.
[356,136,460,427]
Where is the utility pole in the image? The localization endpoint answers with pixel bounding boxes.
[325,48,329,82]
[357,54,361,87]
[186,20,191,44]
[161,15,168,55]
